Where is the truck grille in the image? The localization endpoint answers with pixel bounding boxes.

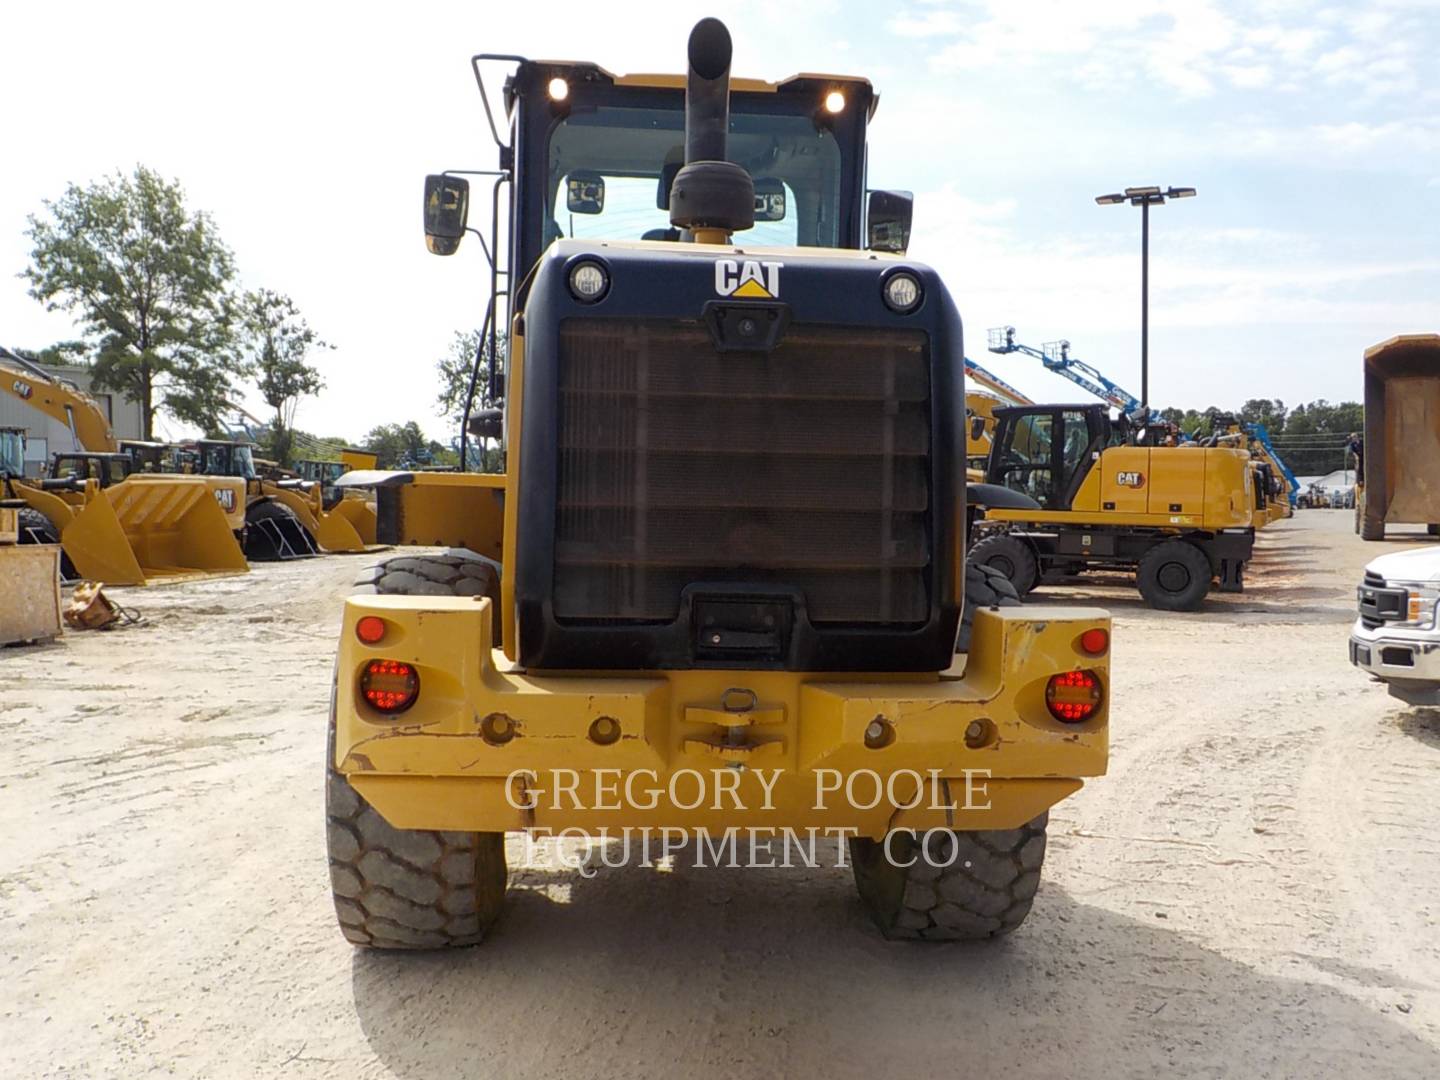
[554,318,931,625]
[1358,570,1405,630]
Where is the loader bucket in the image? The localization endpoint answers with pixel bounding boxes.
[1362,334,1440,530]
[331,495,378,546]
[107,476,249,582]
[11,481,145,584]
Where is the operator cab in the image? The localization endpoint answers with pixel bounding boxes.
[986,404,1110,512]
[48,452,132,488]
[423,53,915,468]
[195,440,258,480]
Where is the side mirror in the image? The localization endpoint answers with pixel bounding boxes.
[424,174,470,256]
[867,189,913,254]
[565,171,605,215]
[753,177,787,222]
[970,416,986,442]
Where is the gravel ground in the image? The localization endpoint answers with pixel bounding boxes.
[2,511,1438,1079]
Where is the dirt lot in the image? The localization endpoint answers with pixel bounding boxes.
[3,511,1439,1078]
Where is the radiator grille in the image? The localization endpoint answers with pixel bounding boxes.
[554,319,931,624]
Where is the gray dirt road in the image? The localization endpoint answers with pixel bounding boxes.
[3,511,1439,1078]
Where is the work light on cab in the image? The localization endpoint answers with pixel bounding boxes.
[360,659,419,714]
[1046,669,1102,722]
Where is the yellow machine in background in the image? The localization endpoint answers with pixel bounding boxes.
[0,350,249,585]
[1357,333,1440,540]
[971,402,1254,609]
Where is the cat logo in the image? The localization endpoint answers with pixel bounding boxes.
[714,258,782,299]
[1116,470,1145,489]
[214,487,237,512]
[12,379,32,399]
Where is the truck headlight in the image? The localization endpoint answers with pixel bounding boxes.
[1403,587,1440,629]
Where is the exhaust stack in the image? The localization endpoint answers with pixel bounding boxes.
[668,17,754,243]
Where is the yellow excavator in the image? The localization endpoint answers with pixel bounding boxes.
[0,349,247,584]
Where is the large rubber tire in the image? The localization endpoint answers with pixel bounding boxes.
[1360,515,1385,541]
[326,743,507,949]
[327,552,510,949]
[850,814,1048,940]
[354,552,503,641]
[17,507,76,579]
[244,499,317,560]
[1136,539,1212,611]
[967,533,1039,596]
[957,560,1021,653]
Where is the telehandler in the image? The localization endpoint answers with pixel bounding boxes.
[969,402,1255,610]
[323,19,1111,948]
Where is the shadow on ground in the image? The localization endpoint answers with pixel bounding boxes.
[350,858,1438,1080]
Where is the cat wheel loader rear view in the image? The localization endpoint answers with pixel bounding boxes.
[1356,334,1440,541]
[0,351,248,585]
[323,19,1111,949]
[969,402,1255,611]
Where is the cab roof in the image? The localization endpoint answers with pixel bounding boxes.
[508,58,879,119]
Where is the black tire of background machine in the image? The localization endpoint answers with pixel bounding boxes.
[967,532,1039,596]
[1136,539,1212,611]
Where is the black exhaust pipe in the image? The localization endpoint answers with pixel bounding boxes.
[669,17,754,238]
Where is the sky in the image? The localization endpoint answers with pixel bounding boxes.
[2,0,1437,444]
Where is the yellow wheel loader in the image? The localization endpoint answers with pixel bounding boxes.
[1357,334,1440,540]
[296,451,380,546]
[323,19,1111,949]
[969,402,1255,610]
[186,439,378,560]
[5,446,246,586]
[0,349,250,585]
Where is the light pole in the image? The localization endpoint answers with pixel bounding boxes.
[1095,185,1196,414]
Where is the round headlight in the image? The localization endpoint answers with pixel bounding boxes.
[882,271,922,313]
[824,90,846,114]
[547,77,569,102]
[568,261,609,302]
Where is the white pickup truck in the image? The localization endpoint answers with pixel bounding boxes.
[1350,546,1440,705]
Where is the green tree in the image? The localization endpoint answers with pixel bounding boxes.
[436,329,506,471]
[363,421,434,469]
[23,165,242,439]
[16,341,90,367]
[1238,398,1286,432]
[239,288,331,467]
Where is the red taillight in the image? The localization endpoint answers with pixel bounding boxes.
[356,616,386,644]
[360,659,419,714]
[1046,669,1102,722]
[1080,627,1109,656]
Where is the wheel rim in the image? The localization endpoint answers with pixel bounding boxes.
[988,555,1016,577]
[1157,561,1191,593]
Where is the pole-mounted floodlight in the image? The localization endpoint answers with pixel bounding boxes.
[1095,184,1197,412]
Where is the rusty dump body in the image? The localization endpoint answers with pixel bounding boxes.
[1362,334,1440,532]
